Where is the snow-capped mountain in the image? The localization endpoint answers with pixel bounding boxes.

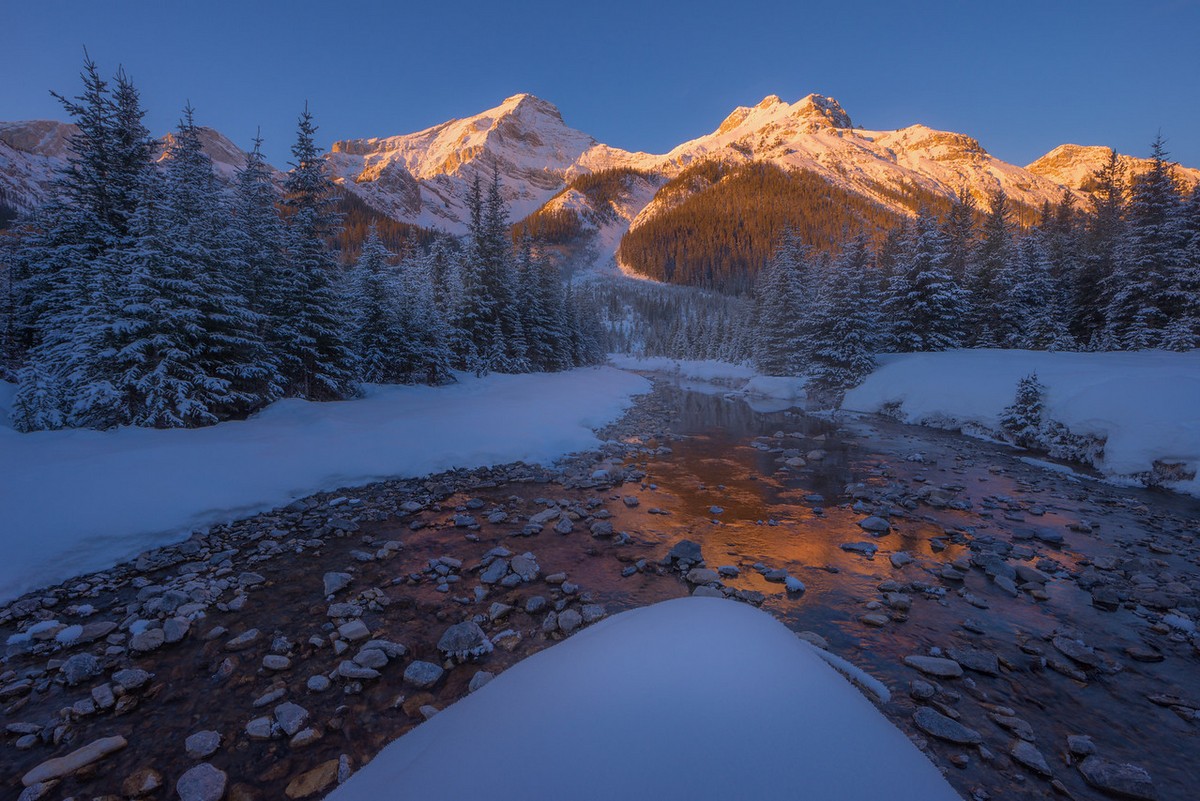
[325,93,651,232]
[0,120,269,214]
[1026,143,1200,194]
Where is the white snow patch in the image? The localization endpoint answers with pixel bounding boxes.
[0,368,649,602]
[327,597,959,801]
[609,356,809,402]
[843,349,1200,495]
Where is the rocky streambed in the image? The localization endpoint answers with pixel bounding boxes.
[2,377,1198,801]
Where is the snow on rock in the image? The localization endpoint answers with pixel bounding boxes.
[843,349,1200,494]
[0,367,648,602]
[326,597,960,801]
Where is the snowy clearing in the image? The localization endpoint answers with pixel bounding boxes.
[327,597,961,801]
[608,355,808,400]
[843,349,1200,494]
[0,368,649,602]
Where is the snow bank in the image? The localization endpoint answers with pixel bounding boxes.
[0,367,649,601]
[327,597,960,801]
[843,349,1200,493]
[609,355,808,401]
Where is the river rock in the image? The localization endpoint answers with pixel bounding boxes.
[130,627,166,652]
[912,706,982,744]
[841,542,878,557]
[285,759,339,799]
[113,667,153,691]
[1010,740,1053,776]
[1053,635,1101,668]
[666,539,703,567]
[22,735,127,786]
[558,608,583,633]
[686,567,720,585]
[1078,756,1156,800]
[509,553,540,581]
[176,763,227,801]
[323,572,352,596]
[61,653,101,686]
[274,702,310,736]
[858,516,891,533]
[437,621,493,661]
[904,655,963,678]
[121,767,162,797]
[404,660,444,689]
[185,730,221,759]
[224,628,260,651]
[946,647,1000,676]
[479,559,509,584]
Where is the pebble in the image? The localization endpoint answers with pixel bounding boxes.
[1010,740,1053,776]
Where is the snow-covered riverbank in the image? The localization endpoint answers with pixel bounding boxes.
[843,349,1200,495]
[0,368,649,601]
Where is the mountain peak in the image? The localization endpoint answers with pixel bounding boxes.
[791,94,852,129]
[498,93,564,123]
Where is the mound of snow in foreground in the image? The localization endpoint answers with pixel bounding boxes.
[328,597,962,801]
[0,367,649,602]
[843,349,1200,494]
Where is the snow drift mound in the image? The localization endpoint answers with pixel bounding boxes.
[328,597,962,801]
[843,349,1200,494]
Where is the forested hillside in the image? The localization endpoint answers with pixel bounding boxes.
[616,161,957,293]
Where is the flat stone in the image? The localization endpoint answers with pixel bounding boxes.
[263,654,291,671]
[859,613,890,627]
[841,542,878,557]
[946,647,1000,676]
[246,716,274,740]
[338,620,371,642]
[306,675,332,693]
[130,627,166,652]
[185,730,221,759]
[285,759,339,799]
[176,763,227,801]
[353,648,388,669]
[1079,756,1156,800]
[685,567,720,585]
[404,660,444,689]
[912,706,982,745]
[113,668,153,691]
[469,671,494,692]
[224,629,261,651]
[904,655,963,678]
[1053,635,1101,668]
[1010,740,1053,776]
[323,572,352,596]
[121,767,162,798]
[667,539,703,565]
[858,516,891,533]
[509,553,540,581]
[22,735,127,786]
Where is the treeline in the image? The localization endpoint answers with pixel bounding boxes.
[594,279,752,363]
[752,139,1200,392]
[0,59,602,432]
[616,160,954,293]
[512,167,655,246]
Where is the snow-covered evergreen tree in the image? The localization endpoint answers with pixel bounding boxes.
[965,191,1013,345]
[1106,137,1184,348]
[807,235,877,392]
[999,373,1046,448]
[887,208,967,352]
[752,227,809,375]
[278,105,356,400]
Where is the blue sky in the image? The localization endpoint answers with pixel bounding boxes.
[2,0,1198,169]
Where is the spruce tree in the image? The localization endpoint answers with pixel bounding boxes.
[1076,150,1126,347]
[1106,136,1184,348]
[887,208,967,352]
[278,105,356,400]
[752,227,809,375]
[999,373,1046,448]
[807,235,877,392]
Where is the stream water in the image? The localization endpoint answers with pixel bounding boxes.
[3,377,1198,801]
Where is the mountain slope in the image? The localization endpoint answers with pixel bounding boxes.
[1027,143,1200,195]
